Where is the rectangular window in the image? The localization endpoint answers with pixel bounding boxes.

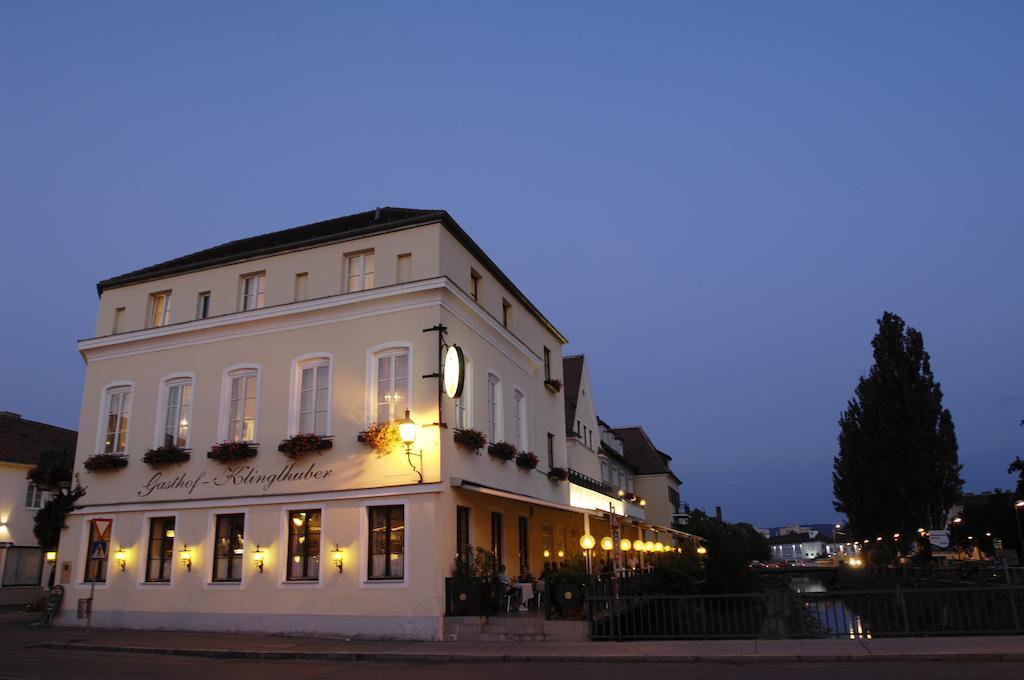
[368,505,404,580]
[294,273,308,302]
[502,299,511,328]
[397,253,412,284]
[513,389,526,451]
[24,481,48,509]
[240,273,265,311]
[228,371,257,441]
[297,362,329,435]
[212,513,245,582]
[145,517,176,583]
[668,487,680,512]
[287,510,321,581]
[486,374,500,443]
[196,292,211,319]
[456,506,471,561]
[375,351,408,423]
[518,516,529,569]
[490,512,503,566]
[346,251,374,293]
[149,292,171,328]
[2,547,42,587]
[112,307,125,334]
[543,347,551,380]
[470,269,481,301]
[84,521,108,583]
[163,379,192,448]
[102,386,131,454]
[547,433,555,470]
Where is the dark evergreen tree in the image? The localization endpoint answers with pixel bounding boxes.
[833,312,963,551]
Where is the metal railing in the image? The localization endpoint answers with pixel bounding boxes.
[567,468,613,496]
[587,585,1024,640]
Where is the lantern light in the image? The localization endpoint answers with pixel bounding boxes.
[644,541,654,552]
[45,551,57,564]
[113,548,127,571]
[557,550,565,558]
[632,539,644,552]
[398,410,417,445]
[639,499,646,507]
[543,549,551,558]
[252,545,265,573]
[179,546,192,572]
[620,538,632,552]
[600,536,614,551]
[579,534,596,551]
[331,547,344,573]
[654,542,664,553]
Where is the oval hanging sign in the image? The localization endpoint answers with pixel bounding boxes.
[443,345,465,399]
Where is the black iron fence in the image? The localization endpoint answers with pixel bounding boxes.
[587,585,1024,640]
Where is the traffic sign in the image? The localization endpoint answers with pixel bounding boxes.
[90,518,112,542]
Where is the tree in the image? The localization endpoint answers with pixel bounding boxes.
[833,312,963,554]
[26,451,84,550]
[684,509,770,593]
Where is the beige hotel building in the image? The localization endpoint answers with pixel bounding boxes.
[57,207,688,639]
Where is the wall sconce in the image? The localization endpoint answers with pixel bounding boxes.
[557,550,565,558]
[639,499,647,507]
[45,551,57,564]
[179,546,192,572]
[113,548,127,571]
[331,547,344,573]
[252,545,265,573]
[398,409,422,484]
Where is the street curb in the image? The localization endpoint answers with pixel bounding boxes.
[34,642,1024,664]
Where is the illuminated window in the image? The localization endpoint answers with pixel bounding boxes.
[287,510,321,581]
[162,378,192,448]
[146,517,175,583]
[368,505,403,580]
[374,349,408,423]
[212,513,244,582]
[101,385,132,454]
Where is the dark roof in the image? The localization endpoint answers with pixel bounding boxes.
[96,206,567,343]
[562,355,585,435]
[599,441,637,473]
[767,532,832,546]
[611,426,681,484]
[0,412,77,466]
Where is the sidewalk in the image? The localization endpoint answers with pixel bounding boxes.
[21,621,1024,664]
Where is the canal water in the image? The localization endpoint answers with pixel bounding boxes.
[787,575,873,639]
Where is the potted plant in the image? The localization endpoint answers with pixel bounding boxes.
[143,445,191,467]
[83,453,129,472]
[453,428,486,452]
[278,433,333,459]
[487,441,516,462]
[515,451,539,470]
[358,422,400,453]
[544,378,563,393]
[547,467,568,483]
[207,440,258,462]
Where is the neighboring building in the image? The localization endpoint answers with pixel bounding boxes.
[0,412,76,604]
[765,528,859,562]
[56,207,686,638]
[612,426,683,531]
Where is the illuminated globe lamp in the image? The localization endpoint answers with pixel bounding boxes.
[620,538,632,552]
[579,534,596,551]
[654,542,664,553]
[696,545,708,556]
[644,541,654,553]
[632,539,644,552]
[600,536,614,552]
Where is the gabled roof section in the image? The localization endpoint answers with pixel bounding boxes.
[96,206,567,343]
[612,426,681,484]
[562,354,585,435]
[0,412,77,466]
[599,440,637,473]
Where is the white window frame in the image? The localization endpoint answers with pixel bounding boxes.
[359,498,409,588]
[95,382,134,455]
[203,508,250,590]
[454,355,472,430]
[365,342,412,426]
[288,353,333,436]
[196,291,211,319]
[218,364,261,443]
[149,291,171,328]
[154,372,196,449]
[345,250,375,293]
[278,504,326,588]
[25,481,49,509]
[486,371,502,444]
[137,510,180,588]
[240,273,265,311]
[512,387,527,452]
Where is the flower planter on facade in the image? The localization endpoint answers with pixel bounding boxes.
[544,378,562,393]
[357,423,400,453]
[207,441,258,463]
[487,442,516,462]
[83,453,129,472]
[547,467,568,483]
[515,451,539,470]
[277,434,333,459]
[143,446,191,467]
[453,428,486,452]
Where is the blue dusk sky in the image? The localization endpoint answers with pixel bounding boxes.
[2,2,1022,528]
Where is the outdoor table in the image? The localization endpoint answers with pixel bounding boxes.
[513,581,534,610]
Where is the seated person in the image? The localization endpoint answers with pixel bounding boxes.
[518,566,534,583]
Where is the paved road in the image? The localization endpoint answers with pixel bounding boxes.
[4,649,1024,680]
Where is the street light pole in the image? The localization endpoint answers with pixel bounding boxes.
[1014,500,1024,563]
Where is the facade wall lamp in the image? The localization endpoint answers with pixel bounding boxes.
[113,548,127,571]
[331,547,344,573]
[179,546,192,572]
[252,545,266,573]
[398,409,421,484]
[45,550,57,565]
